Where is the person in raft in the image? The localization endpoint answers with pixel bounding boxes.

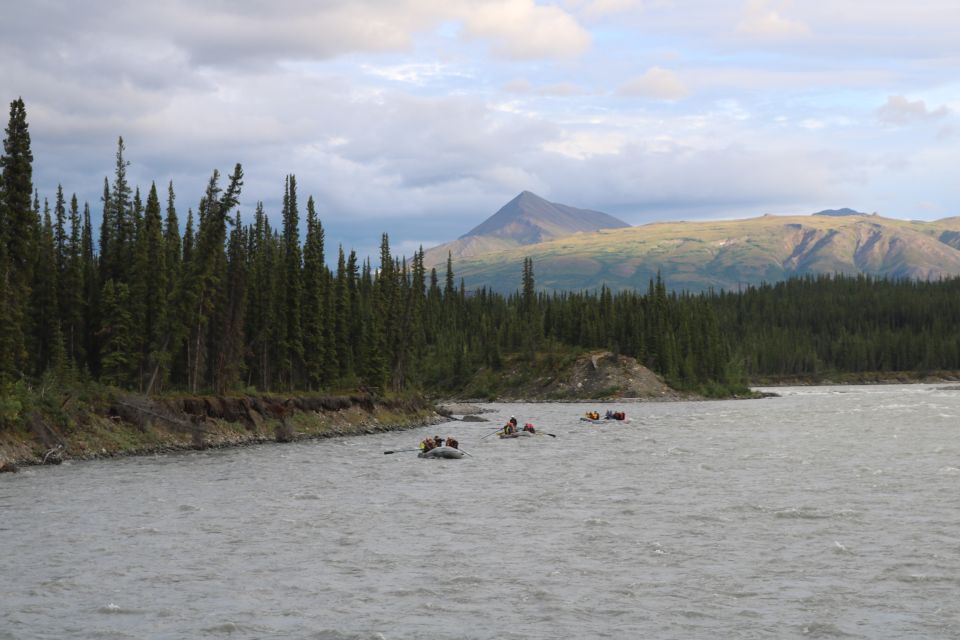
[522,423,536,434]
[445,436,459,449]
[419,436,435,452]
[502,417,518,435]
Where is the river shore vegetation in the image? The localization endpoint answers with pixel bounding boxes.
[4,97,960,446]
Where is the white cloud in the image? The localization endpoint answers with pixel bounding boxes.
[617,67,690,100]
[461,0,592,58]
[543,130,627,159]
[0,0,591,69]
[4,0,960,256]
[537,82,591,96]
[736,0,810,40]
[877,95,951,126]
[503,78,533,93]
[361,62,473,85]
[571,0,645,19]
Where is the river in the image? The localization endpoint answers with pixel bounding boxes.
[2,384,959,639]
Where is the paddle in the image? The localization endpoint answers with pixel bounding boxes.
[536,432,558,438]
[480,427,507,440]
[383,448,421,455]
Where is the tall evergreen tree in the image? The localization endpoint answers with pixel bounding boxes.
[185,165,243,392]
[134,182,168,392]
[31,200,65,374]
[0,98,34,379]
[53,185,67,276]
[213,212,247,393]
[110,137,133,283]
[277,175,304,389]
[99,279,134,387]
[62,194,85,367]
[302,195,327,389]
[81,202,99,375]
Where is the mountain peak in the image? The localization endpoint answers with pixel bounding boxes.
[422,191,629,269]
[460,191,629,244]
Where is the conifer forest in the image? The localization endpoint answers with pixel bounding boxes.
[3,98,960,413]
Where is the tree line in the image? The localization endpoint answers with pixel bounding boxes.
[3,98,960,409]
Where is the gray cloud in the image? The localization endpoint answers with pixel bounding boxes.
[3,0,959,264]
[877,95,951,126]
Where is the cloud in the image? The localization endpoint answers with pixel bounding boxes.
[502,79,590,96]
[0,0,591,70]
[736,0,810,40]
[617,67,690,100]
[361,62,474,85]
[568,0,645,20]
[460,0,592,58]
[877,95,951,125]
[543,130,627,159]
[4,0,960,261]
[503,78,533,93]
[537,82,591,96]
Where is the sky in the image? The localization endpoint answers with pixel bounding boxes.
[2,0,959,261]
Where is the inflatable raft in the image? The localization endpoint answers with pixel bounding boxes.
[418,446,465,459]
[499,431,535,438]
[580,417,603,424]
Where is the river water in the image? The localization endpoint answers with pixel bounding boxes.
[2,385,959,639]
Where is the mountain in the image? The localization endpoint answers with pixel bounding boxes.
[813,207,867,217]
[442,212,960,294]
[423,191,629,268]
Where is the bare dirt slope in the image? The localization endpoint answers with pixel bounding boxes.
[495,351,692,401]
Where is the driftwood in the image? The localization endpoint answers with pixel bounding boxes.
[42,444,64,465]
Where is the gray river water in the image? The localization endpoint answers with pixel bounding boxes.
[2,385,959,639]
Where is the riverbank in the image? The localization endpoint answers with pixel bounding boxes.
[0,390,443,472]
[748,369,960,386]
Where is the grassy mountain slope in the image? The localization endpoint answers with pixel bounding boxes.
[449,213,960,293]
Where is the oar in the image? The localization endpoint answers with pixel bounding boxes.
[383,448,421,455]
[537,432,558,438]
[480,427,506,440]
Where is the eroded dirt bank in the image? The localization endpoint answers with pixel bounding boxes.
[0,393,442,471]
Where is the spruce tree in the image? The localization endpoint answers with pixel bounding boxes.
[81,202,99,376]
[136,182,168,392]
[31,200,65,374]
[185,165,243,392]
[213,212,247,393]
[333,246,353,383]
[0,98,34,379]
[302,195,327,389]
[62,194,85,367]
[277,175,304,389]
[110,137,133,284]
[99,279,134,387]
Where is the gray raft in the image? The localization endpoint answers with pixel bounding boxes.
[418,446,465,459]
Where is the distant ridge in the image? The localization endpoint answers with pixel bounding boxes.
[442,211,960,294]
[423,191,629,268]
[813,208,867,217]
